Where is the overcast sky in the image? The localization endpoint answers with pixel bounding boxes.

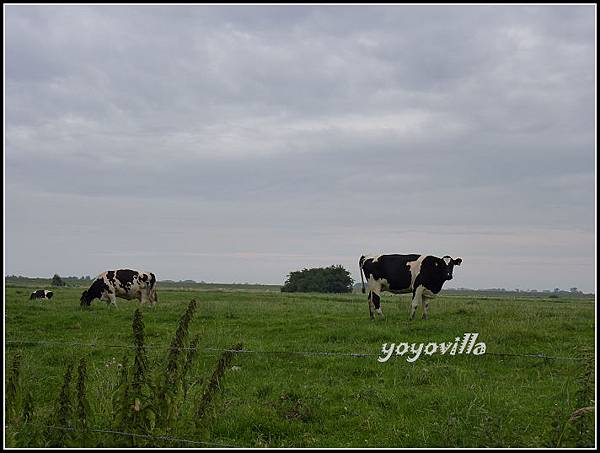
[4,5,596,292]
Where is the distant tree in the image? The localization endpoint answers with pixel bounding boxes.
[570,287,579,293]
[52,274,65,287]
[281,265,354,293]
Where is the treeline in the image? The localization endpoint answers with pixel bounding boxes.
[442,288,594,298]
[5,275,91,287]
[6,275,593,297]
[4,275,281,292]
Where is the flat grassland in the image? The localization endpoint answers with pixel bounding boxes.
[4,285,595,448]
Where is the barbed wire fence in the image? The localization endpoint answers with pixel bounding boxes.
[5,338,585,361]
[4,337,589,448]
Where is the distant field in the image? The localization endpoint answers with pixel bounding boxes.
[4,285,595,447]
[4,276,282,292]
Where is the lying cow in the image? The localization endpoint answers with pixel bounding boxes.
[80,269,158,308]
[359,254,462,320]
[30,289,54,300]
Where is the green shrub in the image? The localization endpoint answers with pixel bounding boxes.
[281,265,353,293]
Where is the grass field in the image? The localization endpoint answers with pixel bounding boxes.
[4,285,596,448]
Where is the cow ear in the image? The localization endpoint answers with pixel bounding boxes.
[453,258,462,266]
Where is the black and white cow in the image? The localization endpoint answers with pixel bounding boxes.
[30,289,54,300]
[80,269,158,308]
[359,254,462,320]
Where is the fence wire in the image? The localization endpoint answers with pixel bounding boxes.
[484,351,584,361]
[5,339,584,362]
[21,424,240,448]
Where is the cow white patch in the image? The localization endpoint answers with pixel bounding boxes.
[367,275,389,293]
[407,255,427,289]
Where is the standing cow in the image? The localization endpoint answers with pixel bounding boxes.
[359,254,462,320]
[80,269,158,308]
[30,289,53,300]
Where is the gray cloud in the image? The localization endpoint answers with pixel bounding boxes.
[5,5,596,291]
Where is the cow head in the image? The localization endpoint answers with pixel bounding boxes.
[80,290,92,307]
[442,256,462,280]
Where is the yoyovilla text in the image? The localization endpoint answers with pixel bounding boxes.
[378,333,486,363]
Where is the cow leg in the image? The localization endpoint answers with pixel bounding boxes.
[372,292,384,319]
[107,293,118,308]
[147,286,157,306]
[368,291,375,320]
[410,286,424,320]
[421,297,429,320]
[141,292,156,307]
[422,290,435,319]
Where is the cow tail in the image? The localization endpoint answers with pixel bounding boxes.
[359,255,366,294]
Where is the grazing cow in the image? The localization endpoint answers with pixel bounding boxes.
[30,289,54,300]
[359,254,462,320]
[80,269,158,308]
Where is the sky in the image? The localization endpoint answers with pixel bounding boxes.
[4,5,597,292]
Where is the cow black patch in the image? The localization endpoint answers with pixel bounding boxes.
[414,256,448,295]
[115,269,138,291]
[80,278,110,306]
[372,292,381,309]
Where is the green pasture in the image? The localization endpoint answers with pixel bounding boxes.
[4,285,595,447]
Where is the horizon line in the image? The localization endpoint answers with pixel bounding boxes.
[4,275,595,295]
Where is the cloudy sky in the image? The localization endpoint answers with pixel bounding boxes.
[5,5,596,292]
